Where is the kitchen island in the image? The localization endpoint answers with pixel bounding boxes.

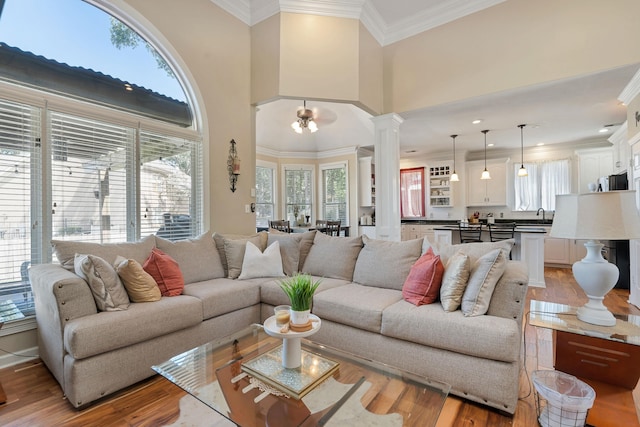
[432,224,547,288]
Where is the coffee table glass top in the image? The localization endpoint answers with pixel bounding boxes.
[529,300,640,346]
[152,324,450,427]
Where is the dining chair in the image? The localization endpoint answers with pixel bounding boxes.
[325,220,341,236]
[459,222,483,243]
[488,222,516,242]
[269,220,291,233]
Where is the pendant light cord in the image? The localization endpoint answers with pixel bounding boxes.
[519,124,526,167]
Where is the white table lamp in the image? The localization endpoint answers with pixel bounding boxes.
[550,191,640,326]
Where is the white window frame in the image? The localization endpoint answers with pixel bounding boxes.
[281,164,315,224]
[319,161,349,225]
[256,159,277,228]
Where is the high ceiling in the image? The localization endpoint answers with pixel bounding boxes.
[215,1,639,157]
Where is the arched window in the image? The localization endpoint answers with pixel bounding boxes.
[0,0,203,323]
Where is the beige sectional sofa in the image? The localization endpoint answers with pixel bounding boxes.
[30,230,528,414]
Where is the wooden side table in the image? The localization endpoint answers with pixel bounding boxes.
[529,300,640,389]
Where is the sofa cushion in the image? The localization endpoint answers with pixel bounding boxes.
[312,283,403,333]
[155,232,225,284]
[238,241,285,280]
[181,278,262,319]
[73,254,130,312]
[461,249,507,317]
[143,248,185,296]
[213,232,268,279]
[401,248,444,306]
[353,235,423,290]
[63,295,202,359]
[439,251,471,312]
[259,276,350,307]
[52,235,156,271]
[433,239,514,265]
[302,233,362,281]
[267,233,301,276]
[381,299,521,363]
[115,258,161,302]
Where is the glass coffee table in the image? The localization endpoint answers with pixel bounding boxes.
[153,323,450,427]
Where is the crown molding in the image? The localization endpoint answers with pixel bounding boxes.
[383,0,506,45]
[608,121,628,145]
[257,144,358,159]
[212,0,503,46]
[619,67,640,105]
[210,0,251,25]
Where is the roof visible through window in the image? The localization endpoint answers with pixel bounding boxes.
[0,0,186,103]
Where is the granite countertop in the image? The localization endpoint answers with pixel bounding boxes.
[432,224,548,233]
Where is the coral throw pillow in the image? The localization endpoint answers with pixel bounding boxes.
[402,248,444,306]
[143,248,185,296]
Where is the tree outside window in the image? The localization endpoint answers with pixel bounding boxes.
[256,164,275,228]
[321,164,347,224]
[284,167,313,224]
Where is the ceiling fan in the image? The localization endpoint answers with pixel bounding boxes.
[291,100,338,133]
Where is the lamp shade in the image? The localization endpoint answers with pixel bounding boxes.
[550,191,640,240]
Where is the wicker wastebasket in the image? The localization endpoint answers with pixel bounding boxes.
[532,370,595,427]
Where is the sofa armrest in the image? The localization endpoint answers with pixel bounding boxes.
[30,263,97,387]
[486,261,529,324]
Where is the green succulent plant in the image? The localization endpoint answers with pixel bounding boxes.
[279,273,321,311]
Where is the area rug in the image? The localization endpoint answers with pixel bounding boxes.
[163,377,402,427]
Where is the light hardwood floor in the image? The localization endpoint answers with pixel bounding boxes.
[0,267,638,426]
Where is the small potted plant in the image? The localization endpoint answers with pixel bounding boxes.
[279,273,321,326]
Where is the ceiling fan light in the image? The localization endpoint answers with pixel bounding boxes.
[450,171,459,182]
[481,169,491,180]
[291,121,302,132]
[308,120,318,132]
[518,165,528,177]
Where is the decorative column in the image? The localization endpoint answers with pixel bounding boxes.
[371,113,403,241]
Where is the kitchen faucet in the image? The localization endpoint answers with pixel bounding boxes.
[536,208,545,222]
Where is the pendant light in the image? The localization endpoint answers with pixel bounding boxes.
[450,134,460,182]
[517,124,528,177]
[481,130,491,180]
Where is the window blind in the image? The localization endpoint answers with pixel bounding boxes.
[0,99,41,320]
[139,130,202,241]
[284,168,313,223]
[256,165,275,228]
[49,111,133,248]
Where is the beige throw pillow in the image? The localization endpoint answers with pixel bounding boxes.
[155,232,225,284]
[461,249,507,316]
[267,233,302,276]
[115,257,161,302]
[433,239,514,265]
[353,235,423,290]
[74,254,130,311]
[238,241,285,280]
[213,232,267,278]
[439,251,471,312]
[302,233,363,281]
[53,235,155,271]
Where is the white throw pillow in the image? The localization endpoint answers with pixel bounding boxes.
[238,241,285,280]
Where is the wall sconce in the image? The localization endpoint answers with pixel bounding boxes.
[227,139,240,192]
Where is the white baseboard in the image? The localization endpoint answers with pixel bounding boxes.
[0,345,39,370]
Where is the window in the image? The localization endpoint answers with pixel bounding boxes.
[400,167,425,217]
[0,2,202,325]
[514,159,570,211]
[256,161,276,228]
[320,163,348,224]
[283,166,313,224]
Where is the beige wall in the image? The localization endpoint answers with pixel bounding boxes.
[251,15,281,105]
[357,22,384,115]
[383,0,640,114]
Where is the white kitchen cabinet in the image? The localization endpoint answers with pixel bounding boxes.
[466,159,508,206]
[544,237,571,265]
[359,226,376,239]
[428,164,453,207]
[401,223,435,243]
[577,147,613,192]
[358,156,375,207]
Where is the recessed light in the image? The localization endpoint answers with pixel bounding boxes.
[599,128,609,133]
[472,119,482,124]
[536,142,545,146]
[487,143,494,147]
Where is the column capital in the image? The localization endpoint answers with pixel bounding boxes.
[370,113,404,127]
